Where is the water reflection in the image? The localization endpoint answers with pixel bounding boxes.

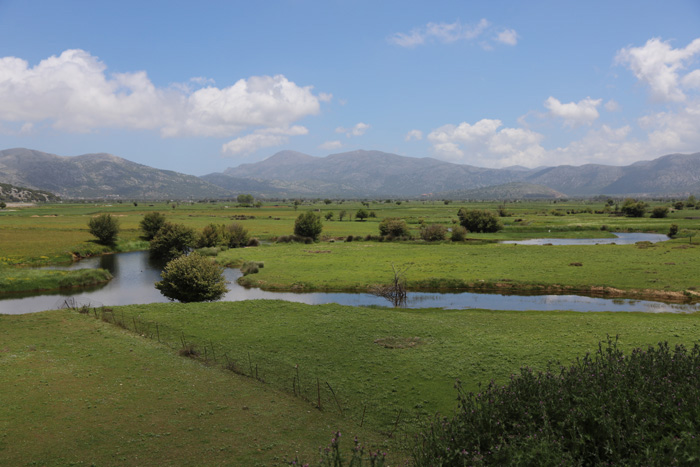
[502,232,669,246]
[1,250,698,315]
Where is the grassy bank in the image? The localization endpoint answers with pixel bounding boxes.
[220,239,700,299]
[0,309,392,466]
[106,300,700,434]
[0,266,112,294]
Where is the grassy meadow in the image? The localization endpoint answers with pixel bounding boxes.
[1,198,700,464]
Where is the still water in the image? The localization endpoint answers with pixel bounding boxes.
[1,248,697,315]
[501,232,670,245]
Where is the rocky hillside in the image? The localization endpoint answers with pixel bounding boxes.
[0,182,60,202]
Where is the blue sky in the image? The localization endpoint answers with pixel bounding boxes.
[1,0,699,175]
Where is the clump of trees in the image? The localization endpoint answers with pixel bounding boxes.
[88,214,120,245]
[650,206,669,218]
[155,253,227,302]
[237,194,254,206]
[294,211,323,241]
[149,222,197,261]
[457,208,503,233]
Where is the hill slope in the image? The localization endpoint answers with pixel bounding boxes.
[0,148,233,199]
[0,182,60,202]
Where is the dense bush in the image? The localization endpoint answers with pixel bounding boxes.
[139,211,166,240]
[197,223,222,248]
[378,217,410,237]
[356,208,369,221]
[88,214,120,245]
[224,223,250,248]
[457,208,503,233]
[294,211,323,241]
[450,225,468,242]
[155,253,227,302]
[149,222,197,260]
[413,339,700,466]
[668,223,679,238]
[621,198,647,217]
[651,206,669,218]
[420,224,447,242]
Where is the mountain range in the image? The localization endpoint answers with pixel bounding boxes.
[1,147,699,199]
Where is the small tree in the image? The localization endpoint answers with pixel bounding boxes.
[378,217,410,237]
[325,211,334,221]
[155,253,228,303]
[420,224,447,241]
[451,225,468,242]
[369,264,409,307]
[237,194,254,205]
[88,214,120,245]
[668,224,679,238]
[224,223,250,248]
[294,211,323,241]
[149,222,197,260]
[338,210,347,221]
[457,209,503,233]
[0,201,6,209]
[355,208,369,221]
[323,199,332,205]
[621,198,647,217]
[197,223,222,248]
[140,212,166,240]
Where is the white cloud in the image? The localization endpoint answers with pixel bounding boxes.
[496,29,518,46]
[0,49,324,152]
[405,129,423,141]
[335,122,370,137]
[388,19,494,47]
[683,69,700,89]
[318,92,333,102]
[604,99,620,112]
[615,37,700,102]
[427,119,546,167]
[544,96,602,127]
[319,140,342,150]
[221,126,308,156]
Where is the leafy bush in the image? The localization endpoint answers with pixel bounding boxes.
[378,217,410,237]
[669,223,679,238]
[457,208,503,233]
[139,211,166,240]
[241,261,264,275]
[420,224,447,242]
[621,198,647,217]
[651,206,669,218]
[149,222,197,261]
[155,253,227,302]
[224,223,250,248]
[451,225,468,242]
[197,223,222,248]
[413,339,700,466]
[355,208,369,221]
[294,211,323,241]
[88,214,120,245]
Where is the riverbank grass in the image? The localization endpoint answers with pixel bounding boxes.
[0,266,112,294]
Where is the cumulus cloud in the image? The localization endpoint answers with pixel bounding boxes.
[221,126,308,156]
[405,129,423,141]
[388,19,493,47]
[544,96,602,127]
[319,140,342,150]
[616,37,700,102]
[496,29,518,46]
[0,49,323,152]
[427,119,546,167]
[336,122,370,137]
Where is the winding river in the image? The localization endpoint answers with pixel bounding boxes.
[1,232,698,314]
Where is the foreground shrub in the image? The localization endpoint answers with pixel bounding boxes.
[420,223,447,242]
[413,338,700,466]
[457,208,503,233]
[149,222,197,260]
[88,214,120,245]
[139,211,166,240]
[155,253,227,302]
[197,223,222,248]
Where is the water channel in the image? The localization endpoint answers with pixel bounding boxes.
[2,232,698,315]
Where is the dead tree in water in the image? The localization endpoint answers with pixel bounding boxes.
[370,263,409,307]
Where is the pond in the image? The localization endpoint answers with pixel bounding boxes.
[501,232,670,246]
[1,250,698,315]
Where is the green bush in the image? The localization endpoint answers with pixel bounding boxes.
[155,253,227,303]
[88,214,120,245]
[457,208,503,233]
[224,223,250,248]
[668,224,679,238]
[378,217,410,237]
[651,206,669,218]
[450,225,468,242]
[621,198,647,217]
[355,208,369,221]
[413,339,700,466]
[149,222,197,261]
[294,211,323,241]
[139,211,166,240]
[420,224,447,242]
[197,223,222,248]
